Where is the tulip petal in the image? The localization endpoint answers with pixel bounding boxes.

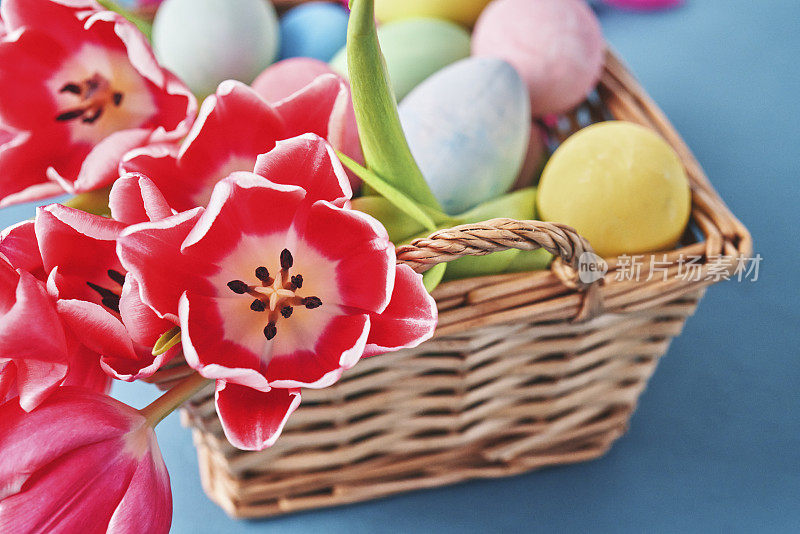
[116,207,207,320]
[0,388,142,501]
[180,174,306,269]
[70,128,153,193]
[109,172,174,225]
[35,204,126,303]
[0,221,44,278]
[118,275,175,348]
[266,312,371,388]
[178,291,272,391]
[0,269,67,364]
[274,73,363,166]
[363,264,438,358]
[215,381,301,451]
[0,388,170,534]
[253,134,352,207]
[123,81,286,212]
[107,430,172,534]
[300,201,395,314]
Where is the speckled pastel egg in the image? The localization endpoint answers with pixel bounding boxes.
[399,57,531,215]
[153,0,279,97]
[278,2,349,62]
[374,0,492,27]
[472,0,605,117]
[330,17,471,101]
[251,58,338,103]
[537,121,691,257]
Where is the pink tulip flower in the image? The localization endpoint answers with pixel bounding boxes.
[120,78,362,212]
[117,135,437,450]
[0,387,171,533]
[0,0,196,206]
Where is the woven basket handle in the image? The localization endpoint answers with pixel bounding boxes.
[397,218,603,285]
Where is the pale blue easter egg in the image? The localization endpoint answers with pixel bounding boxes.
[399,57,531,215]
[330,17,471,101]
[153,0,279,97]
[278,2,350,62]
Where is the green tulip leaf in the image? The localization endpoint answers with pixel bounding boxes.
[97,0,153,40]
[504,248,554,273]
[338,152,452,231]
[346,0,442,210]
[443,188,541,280]
[423,263,447,293]
[351,196,427,243]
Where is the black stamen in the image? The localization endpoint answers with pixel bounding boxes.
[227,280,249,294]
[60,83,82,95]
[290,275,303,289]
[280,306,293,318]
[303,296,322,309]
[82,107,103,124]
[250,299,267,312]
[112,92,124,106]
[255,266,270,282]
[107,269,126,286]
[86,281,120,312]
[56,109,85,122]
[264,322,277,340]
[280,249,293,270]
[101,297,121,313]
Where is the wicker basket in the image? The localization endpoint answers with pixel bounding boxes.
[148,51,751,518]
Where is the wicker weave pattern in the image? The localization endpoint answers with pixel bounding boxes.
[148,51,751,518]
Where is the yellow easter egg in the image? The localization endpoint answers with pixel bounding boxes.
[537,121,691,258]
[375,0,492,27]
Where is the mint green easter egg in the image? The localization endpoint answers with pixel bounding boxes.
[330,17,471,101]
[153,0,279,98]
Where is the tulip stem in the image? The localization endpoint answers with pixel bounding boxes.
[140,372,212,428]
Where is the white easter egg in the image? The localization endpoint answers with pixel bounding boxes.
[153,0,279,97]
[399,57,531,215]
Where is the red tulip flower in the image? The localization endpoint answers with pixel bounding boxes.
[0,174,180,385]
[0,0,195,206]
[0,387,171,533]
[117,135,437,449]
[120,78,362,212]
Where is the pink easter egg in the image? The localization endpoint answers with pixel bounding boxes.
[472,0,605,117]
[251,57,338,103]
[603,0,683,10]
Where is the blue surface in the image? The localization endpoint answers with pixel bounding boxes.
[2,0,799,532]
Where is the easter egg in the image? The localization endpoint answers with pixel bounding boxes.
[472,0,605,117]
[537,121,691,258]
[153,0,279,97]
[374,0,492,27]
[330,17,471,101]
[399,57,531,215]
[278,2,349,62]
[251,58,338,103]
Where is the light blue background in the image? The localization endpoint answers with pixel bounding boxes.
[2,0,798,532]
